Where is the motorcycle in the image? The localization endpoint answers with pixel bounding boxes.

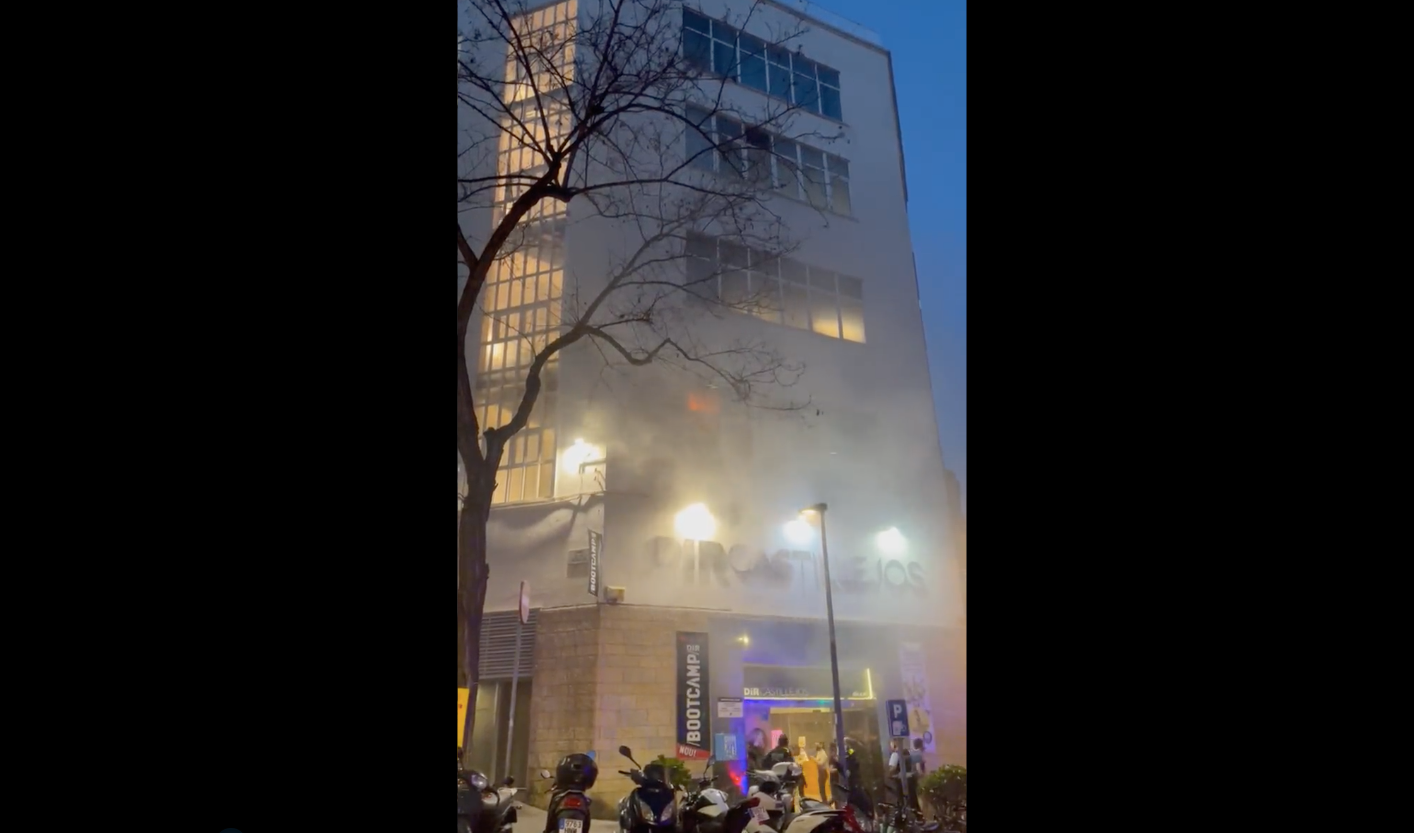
[538,766,595,833]
[461,770,526,833]
[744,762,859,833]
[615,745,679,833]
[679,755,730,833]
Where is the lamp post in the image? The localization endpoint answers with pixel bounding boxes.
[801,502,848,796]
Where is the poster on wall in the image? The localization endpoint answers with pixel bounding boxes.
[676,631,712,760]
[458,687,470,746]
[897,642,935,753]
[588,530,602,597]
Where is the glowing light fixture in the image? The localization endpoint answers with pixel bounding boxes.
[737,634,750,646]
[674,503,716,540]
[784,518,813,545]
[876,527,907,555]
[562,437,598,472]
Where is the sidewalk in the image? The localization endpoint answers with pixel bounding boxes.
[512,803,548,833]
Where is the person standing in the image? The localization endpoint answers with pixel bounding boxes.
[814,742,831,805]
[761,733,794,769]
[909,739,926,817]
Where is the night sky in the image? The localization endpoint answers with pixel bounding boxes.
[817,0,966,512]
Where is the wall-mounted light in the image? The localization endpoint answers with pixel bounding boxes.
[876,527,907,555]
[784,518,813,546]
[674,503,716,541]
[737,634,750,646]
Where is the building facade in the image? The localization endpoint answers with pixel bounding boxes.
[458,0,964,812]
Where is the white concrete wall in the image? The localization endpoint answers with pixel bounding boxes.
[468,2,958,633]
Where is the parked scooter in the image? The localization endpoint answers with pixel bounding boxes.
[459,769,524,833]
[744,762,857,833]
[616,745,679,833]
[679,755,730,833]
[539,752,599,833]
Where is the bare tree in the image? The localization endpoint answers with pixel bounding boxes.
[457,0,833,754]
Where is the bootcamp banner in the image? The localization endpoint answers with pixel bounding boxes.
[676,632,711,760]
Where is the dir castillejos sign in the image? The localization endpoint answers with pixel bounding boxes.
[676,632,711,761]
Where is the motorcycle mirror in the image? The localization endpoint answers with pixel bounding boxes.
[618,745,633,758]
[539,769,552,780]
[705,756,716,770]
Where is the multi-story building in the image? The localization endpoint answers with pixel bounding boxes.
[458,0,964,808]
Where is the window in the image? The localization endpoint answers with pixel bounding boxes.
[684,232,865,343]
[682,9,844,120]
[683,108,852,215]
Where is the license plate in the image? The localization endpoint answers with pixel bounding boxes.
[560,820,583,833]
[750,808,769,822]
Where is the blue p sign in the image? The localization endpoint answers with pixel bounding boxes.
[886,699,909,739]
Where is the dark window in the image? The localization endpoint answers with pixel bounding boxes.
[683,9,710,34]
[684,28,711,71]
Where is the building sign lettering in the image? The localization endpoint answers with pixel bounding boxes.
[649,537,924,593]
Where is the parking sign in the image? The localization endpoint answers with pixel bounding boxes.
[887,699,910,739]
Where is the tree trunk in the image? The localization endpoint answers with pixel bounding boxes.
[458,470,493,765]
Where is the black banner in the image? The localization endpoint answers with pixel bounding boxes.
[588,530,602,598]
[676,631,711,760]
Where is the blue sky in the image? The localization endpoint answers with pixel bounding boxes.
[818,0,967,511]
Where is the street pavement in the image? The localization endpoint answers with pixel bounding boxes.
[512,803,547,833]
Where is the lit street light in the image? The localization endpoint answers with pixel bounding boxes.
[799,502,849,797]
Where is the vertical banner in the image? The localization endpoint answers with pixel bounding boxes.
[897,642,935,752]
[458,687,470,746]
[676,631,711,760]
[588,530,602,598]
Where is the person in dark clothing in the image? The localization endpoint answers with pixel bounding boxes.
[761,734,794,769]
[840,738,872,816]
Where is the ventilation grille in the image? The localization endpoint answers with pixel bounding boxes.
[478,608,538,679]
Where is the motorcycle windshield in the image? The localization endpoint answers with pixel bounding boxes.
[635,788,675,817]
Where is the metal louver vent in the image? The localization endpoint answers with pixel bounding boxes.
[478,609,538,679]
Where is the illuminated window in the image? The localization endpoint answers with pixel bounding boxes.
[683,232,865,343]
[682,9,844,121]
[475,7,579,505]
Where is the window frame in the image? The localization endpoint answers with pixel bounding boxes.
[683,231,865,344]
[682,8,844,121]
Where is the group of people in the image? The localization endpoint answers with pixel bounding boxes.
[748,731,923,815]
[886,736,927,815]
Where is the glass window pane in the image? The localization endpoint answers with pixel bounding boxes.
[740,33,765,57]
[684,29,711,71]
[711,20,736,41]
[768,62,791,99]
[686,257,714,293]
[740,54,766,91]
[820,85,842,120]
[750,272,780,322]
[687,121,714,170]
[782,284,810,330]
[818,66,840,88]
[713,40,737,79]
[522,464,539,501]
[828,156,850,179]
[507,466,525,503]
[799,147,824,169]
[840,299,865,343]
[810,269,836,292]
[773,138,799,191]
[831,176,852,215]
[793,72,819,111]
[780,258,808,284]
[768,45,792,65]
[802,166,828,208]
[721,269,748,306]
[686,105,713,127]
[686,233,716,260]
[809,292,840,338]
[539,462,555,498]
[684,9,710,33]
[837,274,863,299]
[719,241,747,267]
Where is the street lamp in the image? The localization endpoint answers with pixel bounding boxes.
[799,502,848,796]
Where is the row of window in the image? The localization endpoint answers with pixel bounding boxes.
[684,232,865,343]
[685,106,851,215]
[683,8,844,122]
